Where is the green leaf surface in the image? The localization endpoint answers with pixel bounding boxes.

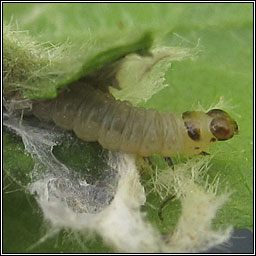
[3,3,253,253]
[3,132,35,187]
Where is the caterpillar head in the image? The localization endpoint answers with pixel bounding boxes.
[182,109,238,155]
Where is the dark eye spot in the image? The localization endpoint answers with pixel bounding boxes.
[184,121,200,141]
[210,117,232,141]
[208,109,238,140]
[194,146,200,150]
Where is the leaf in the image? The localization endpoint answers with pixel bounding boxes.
[3,132,35,187]
[3,3,253,253]
[3,23,153,99]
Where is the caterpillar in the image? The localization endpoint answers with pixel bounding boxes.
[32,82,238,157]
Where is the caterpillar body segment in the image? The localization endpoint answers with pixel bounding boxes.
[32,83,238,157]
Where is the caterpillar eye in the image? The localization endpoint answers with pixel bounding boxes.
[182,111,201,141]
[209,116,238,141]
[210,117,231,140]
[207,109,238,141]
[184,120,201,141]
